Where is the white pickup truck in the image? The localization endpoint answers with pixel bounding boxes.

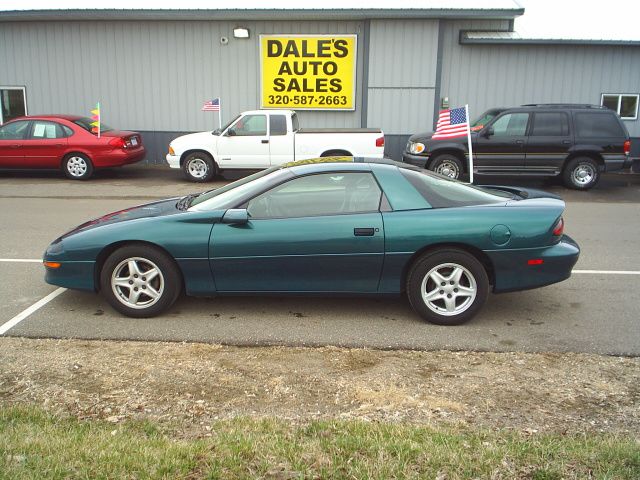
[166,109,385,182]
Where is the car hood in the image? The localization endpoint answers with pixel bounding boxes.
[170,131,215,149]
[57,197,183,240]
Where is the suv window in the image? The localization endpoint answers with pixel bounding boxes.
[531,112,570,136]
[490,113,529,136]
[0,120,29,139]
[574,112,625,138]
[247,172,381,218]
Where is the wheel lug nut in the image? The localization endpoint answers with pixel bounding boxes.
[128,280,133,285]
[142,286,146,289]
[441,282,445,286]
[447,294,452,298]
[450,281,454,285]
[134,274,138,278]
[142,277,146,281]
[134,287,139,291]
[454,288,458,292]
[440,290,444,294]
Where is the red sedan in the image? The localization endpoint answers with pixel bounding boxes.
[0,115,146,179]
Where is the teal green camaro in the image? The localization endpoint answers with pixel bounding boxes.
[43,158,579,325]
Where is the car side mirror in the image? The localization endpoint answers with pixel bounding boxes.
[226,128,236,137]
[482,127,494,138]
[212,128,221,135]
[221,208,249,225]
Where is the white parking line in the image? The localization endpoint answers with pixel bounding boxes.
[0,287,67,335]
[0,259,42,263]
[573,270,640,275]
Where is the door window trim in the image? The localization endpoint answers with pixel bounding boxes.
[601,93,639,120]
[0,86,28,125]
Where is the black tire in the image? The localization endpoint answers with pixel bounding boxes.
[100,245,182,318]
[406,249,489,326]
[429,154,464,179]
[562,157,600,190]
[62,153,94,180]
[183,151,215,182]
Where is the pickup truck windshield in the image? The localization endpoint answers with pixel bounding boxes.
[214,115,241,135]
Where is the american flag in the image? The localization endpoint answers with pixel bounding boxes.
[202,98,220,111]
[432,106,469,139]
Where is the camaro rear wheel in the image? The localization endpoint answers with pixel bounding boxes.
[407,249,489,325]
[183,152,215,182]
[429,154,463,179]
[562,157,600,190]
[63,154,94,180]
[100,245,182,318]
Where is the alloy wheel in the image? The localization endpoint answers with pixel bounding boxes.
[111,257,165,309]
[420,262,477,316]
[187,158,209,179]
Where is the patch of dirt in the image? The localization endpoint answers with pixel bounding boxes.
[0,338,638,437]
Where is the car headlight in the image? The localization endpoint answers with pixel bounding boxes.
[409,142,426,154]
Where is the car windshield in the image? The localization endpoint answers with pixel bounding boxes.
[471,110,501,131]
[399,167,513,208]
[73,117,113,134]
[190,166,283,210]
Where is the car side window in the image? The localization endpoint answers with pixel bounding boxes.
[574,112,625,138]
[246,172,382,219]
[269,115,287,136]
[231,114,267,136]
[0,120,30,140]
[490,113,529,136]
[30,121,66,139]
[531,112,570,136]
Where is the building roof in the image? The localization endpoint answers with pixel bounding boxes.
[0,1,524,21]
[461,30,640,46]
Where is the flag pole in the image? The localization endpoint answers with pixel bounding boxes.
[97,102,101,139]
[465,104,473,184]
[218,98,222,129]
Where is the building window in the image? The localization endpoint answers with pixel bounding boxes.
[0,87,27,124]
[601,94,639,120]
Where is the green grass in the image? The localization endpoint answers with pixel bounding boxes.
[0,405,638,479]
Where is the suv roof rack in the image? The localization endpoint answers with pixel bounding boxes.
[520,103,605,109]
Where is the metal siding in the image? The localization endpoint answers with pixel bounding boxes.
[367,88,435,135]
[0,20,364,137]
[366,19,439,134]
[440,20,640,136]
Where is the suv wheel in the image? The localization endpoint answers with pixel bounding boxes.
[563,157,600,190]
[429,155,463,179]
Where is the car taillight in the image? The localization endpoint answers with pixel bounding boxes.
[108,137,126,148]
[553,217,564,236]
[624,140,631,155]
[376,136,384,148]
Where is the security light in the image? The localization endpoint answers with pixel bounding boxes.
[233,28,250,39]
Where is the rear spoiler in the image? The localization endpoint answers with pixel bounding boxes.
[480,185,563,200]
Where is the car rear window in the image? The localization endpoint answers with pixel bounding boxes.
[72,117,113,134]
[574,112,625,138]
[399,168,511,208]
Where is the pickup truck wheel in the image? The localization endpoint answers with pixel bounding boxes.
[183,152,215,182]
[562,157,600,190]
[429,155,463,179]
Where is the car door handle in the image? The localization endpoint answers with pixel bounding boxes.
[515,140,525,144]
[354,228,375,236]
[9,144,21,149]
[562,140,571,144]
[261,139,269,144]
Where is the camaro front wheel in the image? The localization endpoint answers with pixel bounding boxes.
[100,245,182,318]
[406,249,489,325]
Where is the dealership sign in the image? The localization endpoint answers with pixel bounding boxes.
[260,34,357,111]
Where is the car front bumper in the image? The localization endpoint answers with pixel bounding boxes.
[166,153,180,169]
[401,152,430,168]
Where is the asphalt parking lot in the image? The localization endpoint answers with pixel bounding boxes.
[1,166,639,355]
